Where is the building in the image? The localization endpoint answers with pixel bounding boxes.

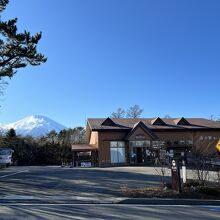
[72,117,220,167]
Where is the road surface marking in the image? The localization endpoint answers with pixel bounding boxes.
[0,204,191,206]
[0,204,218,208]
[0,170,29,179]
[209,207,220,212]
[3,195,34,200]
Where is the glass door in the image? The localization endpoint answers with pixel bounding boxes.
[136,147,143,163]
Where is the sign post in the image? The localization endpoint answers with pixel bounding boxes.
[171,159,182,193]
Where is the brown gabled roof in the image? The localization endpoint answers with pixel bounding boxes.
[88,118,130,130]
[87,118,220,131]
[125,121,159,140]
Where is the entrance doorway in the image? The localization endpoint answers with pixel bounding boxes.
[136,147,143,163]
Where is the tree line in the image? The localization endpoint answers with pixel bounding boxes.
[0,127,86,165]
[111,105,144,118]
[111,105,173,119]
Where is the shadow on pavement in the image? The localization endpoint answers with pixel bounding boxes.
[0,167,171,199]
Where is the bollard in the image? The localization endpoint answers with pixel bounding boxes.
[182,160,187,184]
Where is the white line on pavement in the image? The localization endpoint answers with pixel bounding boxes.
[0,204,191,206]
[0,204,218,207]
[0,170,29,179]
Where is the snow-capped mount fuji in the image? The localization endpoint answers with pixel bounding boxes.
[0,115,67,137]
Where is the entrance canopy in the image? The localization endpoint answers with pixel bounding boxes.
[71,144,98,152]
[72,144,98,167]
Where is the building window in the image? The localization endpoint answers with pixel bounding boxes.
[152,141,161,147]
[160,141,166,146]
[179,140,185,145]
[110,141,126,164]
[185,140,193,145]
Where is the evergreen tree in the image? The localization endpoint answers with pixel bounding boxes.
[6,128,16,138]
[0,1,46,85]
[0,126,86,166]
[0,0,8,12]
[46,130,58,144]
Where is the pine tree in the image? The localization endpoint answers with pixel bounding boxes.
[6,128,16,138]
[0,1,47,80]
[0,0,8,12]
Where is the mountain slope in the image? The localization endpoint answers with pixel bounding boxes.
[0,115,66,137]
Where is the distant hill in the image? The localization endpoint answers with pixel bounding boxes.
[0,115,66,137]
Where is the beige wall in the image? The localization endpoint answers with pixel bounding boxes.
[85,123,91,143]
[89,131,99,146]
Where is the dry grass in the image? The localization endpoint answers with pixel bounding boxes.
[120,184,220,199]
[120,186,177,198]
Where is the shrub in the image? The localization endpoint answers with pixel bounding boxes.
[196,187,219,196]
[184,179,200,187]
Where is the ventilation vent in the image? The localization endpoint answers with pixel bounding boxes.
[151,117,166,126]
[101,117,117,126]
[174,117,190,125]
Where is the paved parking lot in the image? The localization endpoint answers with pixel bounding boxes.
[0,166,170,202]
[0,166,218,202]
[0,166,219,219]
[0,166,218,199]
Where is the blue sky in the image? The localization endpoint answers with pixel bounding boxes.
[0,0,220,127]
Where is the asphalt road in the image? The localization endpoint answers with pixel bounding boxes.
[0,166,219,219]
[0,204,219,220]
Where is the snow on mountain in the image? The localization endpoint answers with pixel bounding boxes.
[0,115,67,137]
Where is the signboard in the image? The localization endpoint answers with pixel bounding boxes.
[216,139,220,152]
[135,134,145,140]
[81,162,92,167]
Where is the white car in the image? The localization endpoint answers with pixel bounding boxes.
[0,148,13,167]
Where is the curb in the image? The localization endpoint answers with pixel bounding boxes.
[118,198,220,205]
